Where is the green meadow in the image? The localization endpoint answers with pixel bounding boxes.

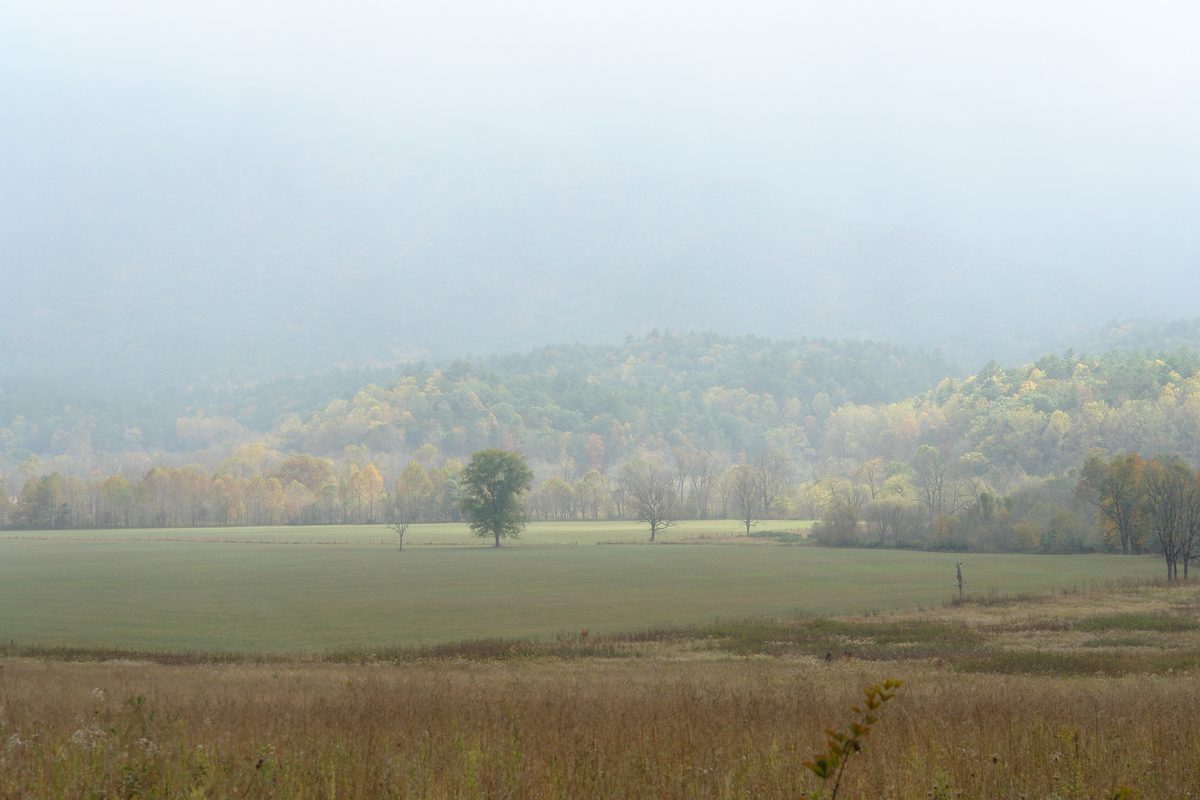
[0,521,1162,652]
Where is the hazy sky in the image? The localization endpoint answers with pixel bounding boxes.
[6,1,1200,290]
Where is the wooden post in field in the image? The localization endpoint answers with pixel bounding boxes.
[955,562,964,601]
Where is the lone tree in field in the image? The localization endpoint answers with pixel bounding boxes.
[621,459,677,542]
[460,449,534,547]
[388,480,419,551]
[729,464,760,536]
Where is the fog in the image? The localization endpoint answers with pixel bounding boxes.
[3,1,1199,380]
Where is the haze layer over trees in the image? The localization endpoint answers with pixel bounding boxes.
[0,91,1170,394]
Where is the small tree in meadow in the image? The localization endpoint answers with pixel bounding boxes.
[460,449,534,547]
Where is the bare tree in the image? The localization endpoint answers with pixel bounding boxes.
[714,468,734,519]
[671,447,692,516]
[621,460,678,542]
[864,498,923,546]
[609,470,628,518]
[953,475,988,517]
[388,482,419,551]
[687,451,720,519]
[675,448,719,519]
[1183,471,1200,578]
[729,464,759,536]
[911,445,952,521]
[856,458,884,501]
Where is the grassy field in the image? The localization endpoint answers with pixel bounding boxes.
[5,581,1200,798]
[0,522,1163,652]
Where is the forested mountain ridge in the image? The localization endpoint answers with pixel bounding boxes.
[2,318,1193,465]
[5,332,1200,483]
[228,332,955,467]
[817,346,1200,477]
[0,332,950,473]
[267,340,1200,483]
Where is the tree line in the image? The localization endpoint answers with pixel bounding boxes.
[808,444,1100,554]
[6,437,1185,562]
[7,338,1200,521]
[1076,452,1200,579]
[0,444,794,535]
[1,452,460,530]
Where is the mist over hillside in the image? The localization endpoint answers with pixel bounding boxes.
[0,90,1160,392]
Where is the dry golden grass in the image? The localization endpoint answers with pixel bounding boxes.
[4,581,1200,799]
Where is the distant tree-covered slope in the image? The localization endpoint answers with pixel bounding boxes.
[268,332,953,466]
[819,347,1200,476]
[0,332,952,467]
[272,340,1200,478]
[8,330,1200,486]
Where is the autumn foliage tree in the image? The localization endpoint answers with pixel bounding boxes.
[276,455,335,493]
[1076,452,1146,555]
[1079,452,1200,578]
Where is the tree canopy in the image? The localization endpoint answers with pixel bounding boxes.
[460,449,535,547]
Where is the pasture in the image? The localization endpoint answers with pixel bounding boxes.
[0,521,1163,652]
[6,580,1200,798]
